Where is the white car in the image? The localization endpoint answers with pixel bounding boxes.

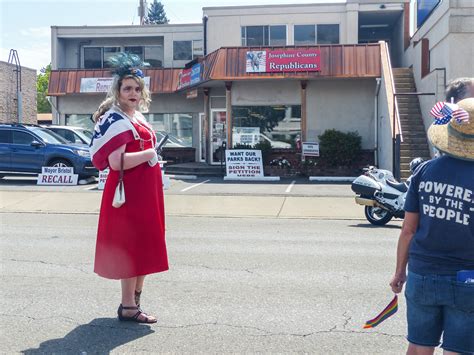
[42,125,93,146]
[259,134,291,148]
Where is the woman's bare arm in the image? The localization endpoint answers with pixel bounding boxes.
[108,144,156,171]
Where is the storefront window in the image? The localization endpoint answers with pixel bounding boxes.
[65,114,95,131]
[295,24,339,45]
[145,46,164,67]
[270,25,287,46]
[193,40,204,59]
[241,25,287,46]
[317,24,339,44]
[173,41,192,61]
[232,105,301,149]
[145,113,194,147]
[84,47,102,69]
[124,46,144,60]
[294,25,316,45]
[103,47,121,68]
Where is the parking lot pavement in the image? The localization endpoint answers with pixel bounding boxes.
[0,175,354,197]
[0,176,363,219]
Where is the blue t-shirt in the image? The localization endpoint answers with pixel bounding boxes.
[404,155,474,275]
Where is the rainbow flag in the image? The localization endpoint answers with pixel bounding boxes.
[363,295,398,329]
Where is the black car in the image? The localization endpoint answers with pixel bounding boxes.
[0,124,98,178]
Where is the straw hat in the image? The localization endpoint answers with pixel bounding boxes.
[428,97,474,161]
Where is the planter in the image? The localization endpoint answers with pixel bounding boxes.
[264,166,298,178]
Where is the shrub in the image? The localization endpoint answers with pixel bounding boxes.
[318,129,362,167]
[253,140,272,163]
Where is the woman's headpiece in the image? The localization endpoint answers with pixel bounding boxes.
[107,52,149,79]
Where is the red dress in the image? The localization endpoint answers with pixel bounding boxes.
[94,121,168,279]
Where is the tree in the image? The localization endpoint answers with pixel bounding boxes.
[144,0,169,25]
[37,64,51,113]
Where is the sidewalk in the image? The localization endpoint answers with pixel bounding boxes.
[0,190,364,219]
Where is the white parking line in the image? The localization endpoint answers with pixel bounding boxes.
[285,180,296,193]
[84,185,98,190]
[181,179,210,192]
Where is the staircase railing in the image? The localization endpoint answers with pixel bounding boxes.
[393,92,435,180]
[383,42,404,180]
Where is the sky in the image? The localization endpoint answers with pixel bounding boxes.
[0,0,345,73]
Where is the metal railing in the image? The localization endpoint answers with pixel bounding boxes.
[392,92,435,180]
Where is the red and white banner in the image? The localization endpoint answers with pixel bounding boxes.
[246,49,321,73]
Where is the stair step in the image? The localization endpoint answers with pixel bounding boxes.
[402,138,427,145]
[397,108,422,113]
[400,131,426,137]
[400,156,430,163]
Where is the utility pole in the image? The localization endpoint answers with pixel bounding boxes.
[138,0,147,25]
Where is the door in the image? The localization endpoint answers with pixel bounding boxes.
[0,129,12,171]
[10,130,45,172]
[198,113,206,162]
[210,110,227,164]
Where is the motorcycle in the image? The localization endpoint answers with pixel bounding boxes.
[351,166,408,226]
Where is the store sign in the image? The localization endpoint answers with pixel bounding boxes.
[178,63,201,90]
[37,167,78,185]
[80,77,150,93]
[97,169,109,190]
[225,149,264,178]
[186,89,198,99]
[232,127,260,146]
[302,142,320,157]
[246,49,321,73]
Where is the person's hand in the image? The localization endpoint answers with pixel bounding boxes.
[147,149,159,167]
[390,272,406,294]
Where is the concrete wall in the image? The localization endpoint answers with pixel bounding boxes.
[377,76,394,170]
[204,3,350,52]
[402,0,474,155]
[52,24,203,69]
[0,61,37,124]
[306,79,376,149]
[232,81,300,106]
[230,79,375,149]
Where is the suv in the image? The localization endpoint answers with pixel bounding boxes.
[42,125,93,145]
[0,124,98,178]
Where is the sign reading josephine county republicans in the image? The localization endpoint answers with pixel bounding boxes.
[246,50,321,73]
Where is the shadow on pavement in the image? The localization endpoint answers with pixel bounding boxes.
[349,223,402,230]
[21,317,154,354]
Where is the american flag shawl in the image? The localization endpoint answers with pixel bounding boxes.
[89,106,149,170]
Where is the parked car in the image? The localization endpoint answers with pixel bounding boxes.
[42,125,93,145]
[0,124,98,178]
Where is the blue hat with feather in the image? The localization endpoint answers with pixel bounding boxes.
[107,52,149,79]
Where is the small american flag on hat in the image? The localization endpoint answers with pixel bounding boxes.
[452,108,470,124]
[429,102,466,125]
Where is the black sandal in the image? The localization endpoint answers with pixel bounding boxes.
[117,304,157,324]
[135,290,142,308]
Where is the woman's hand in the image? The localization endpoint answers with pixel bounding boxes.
[108,147,156,171]
[390,272,406,294]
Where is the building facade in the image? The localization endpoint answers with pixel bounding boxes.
[0,61,37,124]
[48,0,474,171]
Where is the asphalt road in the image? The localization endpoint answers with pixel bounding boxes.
[0,211,426,354]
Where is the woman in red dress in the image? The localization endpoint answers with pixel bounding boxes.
[90,54,168,323]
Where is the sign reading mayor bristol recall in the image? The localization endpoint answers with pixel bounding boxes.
[246,49,321,73]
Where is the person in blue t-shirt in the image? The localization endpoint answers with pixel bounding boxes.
[390,97,474,355]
